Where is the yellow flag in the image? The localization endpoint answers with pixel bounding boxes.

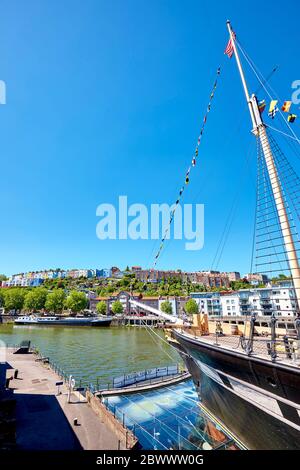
[288,114,297,123]
[281,101,292,113]
[268,100,278,113]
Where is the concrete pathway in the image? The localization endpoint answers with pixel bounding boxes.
[5,350,123,450]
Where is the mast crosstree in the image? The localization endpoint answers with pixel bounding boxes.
[227,20,300,314]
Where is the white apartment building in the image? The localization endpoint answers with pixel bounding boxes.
[191,284,297,317]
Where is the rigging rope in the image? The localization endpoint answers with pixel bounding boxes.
[266,124,300,144]
[210,140,256,271]
[151,66,221,268]
[236,40,300,149]
[254,65,278,95]
[138,317,181,361]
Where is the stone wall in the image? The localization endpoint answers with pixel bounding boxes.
[86,391,138,450]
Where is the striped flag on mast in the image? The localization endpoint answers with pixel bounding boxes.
[224,32,236,58]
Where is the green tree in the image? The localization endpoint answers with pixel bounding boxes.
[106,285,115,294]
[185,298,199,316]
[0,289,4,307]
[65,291,88,313]
[160,300,173,315]
[230,280,250,291]
[3,288,26,313]
[0,274,8,282]
[111,300,124,315]
[96,301,107,315]
[45,289,66,313]
[24,288,48,312]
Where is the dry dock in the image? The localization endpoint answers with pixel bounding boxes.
[4,348,136,450]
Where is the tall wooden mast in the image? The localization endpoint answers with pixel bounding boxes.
[226,20,300,314]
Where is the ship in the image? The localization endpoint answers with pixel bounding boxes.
[169,21,300,449]
[14,314,112,327]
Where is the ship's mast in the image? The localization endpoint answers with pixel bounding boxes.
[226,20,300,315]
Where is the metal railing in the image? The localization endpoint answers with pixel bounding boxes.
[178,322,300,364]
[88,364,185,394]
[27,344,186,395]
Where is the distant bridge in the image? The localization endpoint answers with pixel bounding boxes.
[129,299,184,325]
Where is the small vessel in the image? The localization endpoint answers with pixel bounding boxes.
[14,314,112,327]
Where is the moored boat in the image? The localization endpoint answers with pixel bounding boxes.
[14,314,112,327]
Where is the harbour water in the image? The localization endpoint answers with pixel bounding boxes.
[0,324,180,386]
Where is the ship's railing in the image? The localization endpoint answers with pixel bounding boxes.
[177,325,300,363]
[213,333,300,360]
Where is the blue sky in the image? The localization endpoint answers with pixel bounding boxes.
[1,0,300,276]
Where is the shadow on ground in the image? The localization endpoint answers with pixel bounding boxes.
[15,393,82,450]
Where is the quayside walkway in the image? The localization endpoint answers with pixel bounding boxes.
[5,349,127,450]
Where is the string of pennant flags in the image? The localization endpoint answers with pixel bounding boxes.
[152,67,221,268]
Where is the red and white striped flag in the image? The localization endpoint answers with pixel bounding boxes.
[224,32,236,58]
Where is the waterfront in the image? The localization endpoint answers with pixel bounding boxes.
[0,324,180,386]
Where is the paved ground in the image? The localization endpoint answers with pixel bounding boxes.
[5,350,123,450]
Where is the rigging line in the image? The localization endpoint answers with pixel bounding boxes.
[272,179,300,229]
[270,133,300,190]
[257,248,300,258]
[239,45,300,180]
[211,142,253,270]
[267,124,300,144]
[138,318,182,362]
[236,40,300,150]
[256,234,300,245]
[212,141,256,271]
[274,123,300,170]
[254,65,279,95]
[257,243,300,252]
[140,318,191,358]
[268,130,300,226]
[250,138,260,276]
[255,141,289,275]
[264,122,300,173]
[210,142,254,270]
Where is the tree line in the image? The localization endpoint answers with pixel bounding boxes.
[0,288,88,314]
[0,287,126,317]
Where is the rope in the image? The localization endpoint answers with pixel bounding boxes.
[210,140,256,271]
[235,40,300,150]
[151,66,221,268]
[138,318,180,362]
[266,124,300,145]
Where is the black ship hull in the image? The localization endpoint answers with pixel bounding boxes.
[173,330,300,449]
